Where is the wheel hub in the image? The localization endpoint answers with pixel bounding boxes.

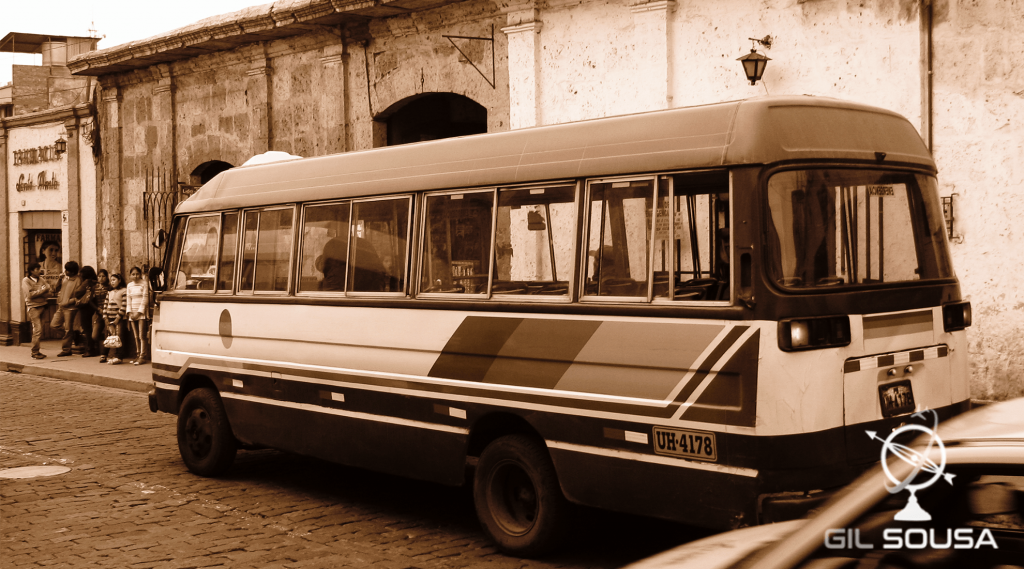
[185,408,213,458]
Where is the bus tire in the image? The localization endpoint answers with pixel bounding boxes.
[474,435,568,557]
[176,388,237,476]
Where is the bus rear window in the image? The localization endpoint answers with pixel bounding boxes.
[767,169,953,290]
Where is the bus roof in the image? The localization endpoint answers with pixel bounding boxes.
[177,95,934,214]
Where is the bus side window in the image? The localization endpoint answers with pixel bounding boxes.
[299,202,350,293]
[349,197,410,294]
[216,212,238,292]
[173,215,220,291]
[239,208,293,293]
[655,171,729,301]
[493,185,575,296]
[584,180,653,298]
[420,191,494,294]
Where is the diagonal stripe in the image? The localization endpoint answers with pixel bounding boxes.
[672,325,749,405]
[482,319,601,389]
[428,316,523,381]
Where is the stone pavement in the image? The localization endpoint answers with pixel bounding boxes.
[0,340,151,393]
[0,354,707,568]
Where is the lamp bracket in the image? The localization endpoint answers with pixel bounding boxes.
[749,35,773,50]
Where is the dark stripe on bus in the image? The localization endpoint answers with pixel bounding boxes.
[672,325,749,405]
[164,357,691,418]
[682,330,760,427]
[481,318,601,389]
[427,316,524,381]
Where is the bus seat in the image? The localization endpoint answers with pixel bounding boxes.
[492,281,528,294]
[532,281,569,295]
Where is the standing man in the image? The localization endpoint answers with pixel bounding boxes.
[21,263,51,359]
[50,261,91,357]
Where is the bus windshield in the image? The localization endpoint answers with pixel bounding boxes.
[767,168,953,290]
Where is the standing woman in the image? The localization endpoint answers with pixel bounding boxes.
[103,273,127,365]
[126,266,150,365]
[89,269,111,357]
[77,266,98,357]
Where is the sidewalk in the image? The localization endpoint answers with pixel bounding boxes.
[0,339,153,393]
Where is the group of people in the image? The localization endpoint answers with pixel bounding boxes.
[21,261,153,365]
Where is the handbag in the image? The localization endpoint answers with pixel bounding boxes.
[103,335,122,348]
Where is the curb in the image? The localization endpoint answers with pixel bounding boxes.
[0,361,151,394]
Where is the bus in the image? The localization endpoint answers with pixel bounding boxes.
[148,95,972,557]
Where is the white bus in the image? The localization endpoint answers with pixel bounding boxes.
[148,96,972,557]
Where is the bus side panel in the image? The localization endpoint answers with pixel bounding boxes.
[549,448,758,529]
[221,396,468,486]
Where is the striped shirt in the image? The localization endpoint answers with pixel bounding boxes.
[104,288,126,321]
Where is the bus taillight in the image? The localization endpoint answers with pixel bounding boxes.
[943,301,972,332]
[778,316,851,352]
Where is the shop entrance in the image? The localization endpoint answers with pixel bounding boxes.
[21,213,63,340]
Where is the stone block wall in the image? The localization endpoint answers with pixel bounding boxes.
[174,54,254,171]
[93,0,511,276]
[11,66,50,116]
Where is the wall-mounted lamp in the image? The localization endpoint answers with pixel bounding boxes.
[738,35,773,86]
[54,131,68,156]
[942,193,961,242]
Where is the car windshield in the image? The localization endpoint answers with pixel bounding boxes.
[766,169,953,290]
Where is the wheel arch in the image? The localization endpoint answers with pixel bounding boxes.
[175,373,220,412]
[468,411,545,458]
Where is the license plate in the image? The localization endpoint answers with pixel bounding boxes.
[879,380,915,417]
[652,427,717,462]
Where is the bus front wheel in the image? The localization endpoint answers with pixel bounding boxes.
[473,435,568,557]
[176,388,237,476]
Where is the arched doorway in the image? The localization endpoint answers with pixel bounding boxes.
[380,93,487,146]
[191,160,234,185]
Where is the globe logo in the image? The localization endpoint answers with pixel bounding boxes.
[866,409,955,521]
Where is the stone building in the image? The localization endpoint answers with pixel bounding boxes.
[1,33,100,344]
[67,0,1022,398]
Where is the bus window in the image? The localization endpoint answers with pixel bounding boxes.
[767,169,953,289]
[654,171,730,301]
[584,179,654,298]
[216,212,238,292]
[299,202,351,292]
[493,184,575,296]
[172,215,219,290]
[349,197,410,294]
[239,207,294,293]
[420,191,494,294]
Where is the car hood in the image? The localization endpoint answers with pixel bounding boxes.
[622,520,806,569]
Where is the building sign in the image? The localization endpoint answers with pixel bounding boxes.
[13,144,61,165]
[16,171,60,192]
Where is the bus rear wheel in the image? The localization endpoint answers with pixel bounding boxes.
[473,435,568,557]
[176,388,237,476]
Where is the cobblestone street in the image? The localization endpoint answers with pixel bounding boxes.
[0,372,709,569]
